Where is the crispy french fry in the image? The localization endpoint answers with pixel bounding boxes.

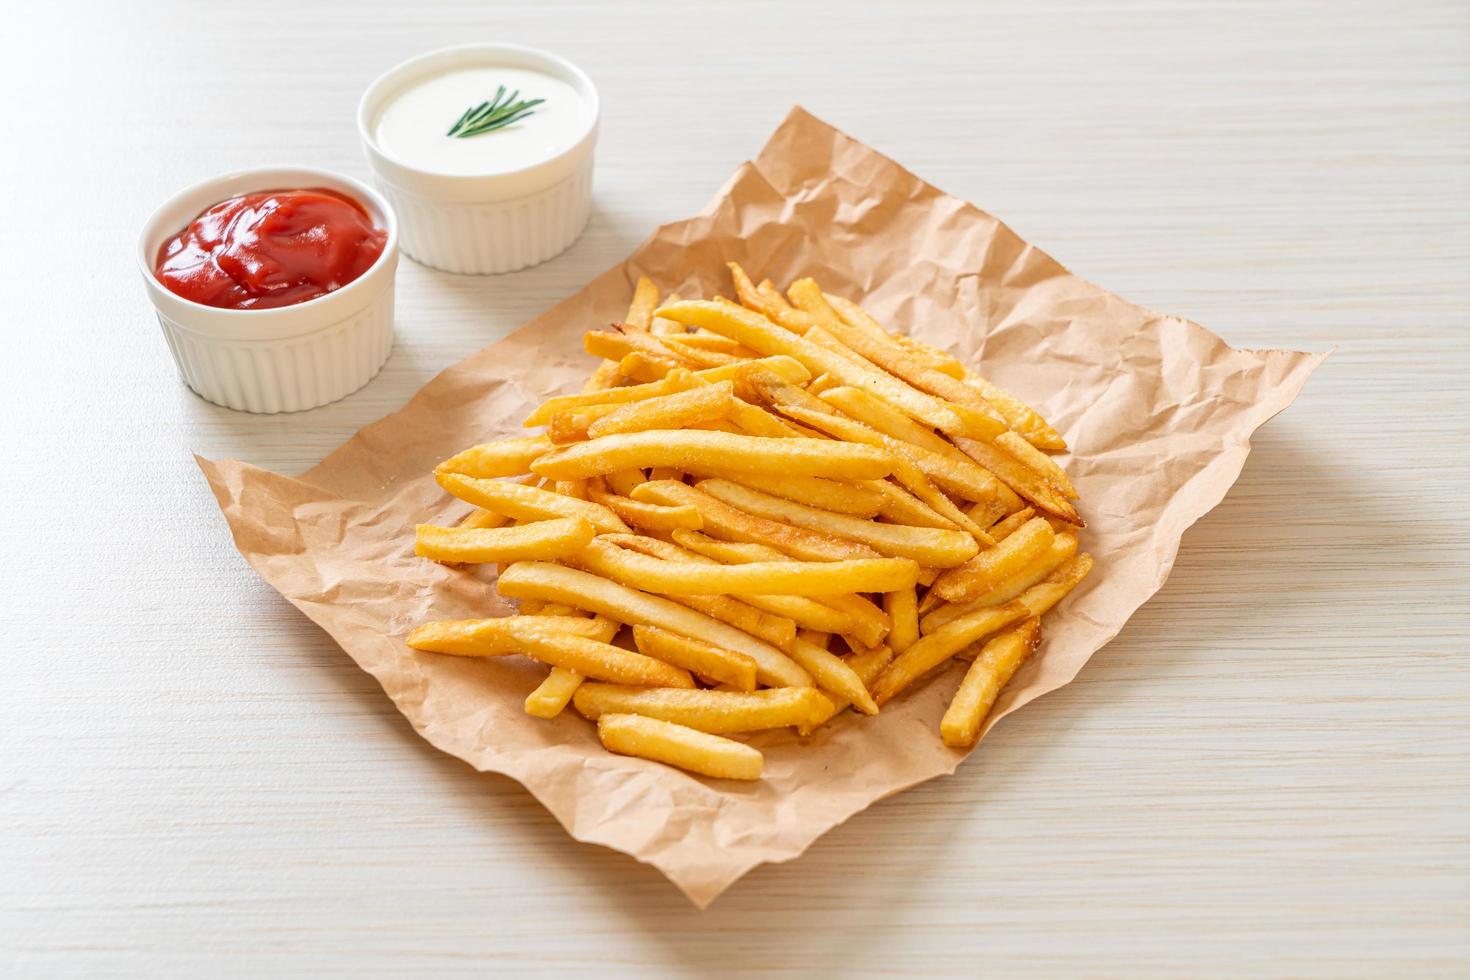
[996,430,1078,498]
[787,637,879,714]
[940,619,1042,747]
[987,507,1037,542]
[584,381,734,439]
[458,507,509,530]
[496,562,811,688]
[586,325,702,369]
[798,642,896,734]
[407,617,693,688]
[576,536,918,597]
[525,667,586,718]
[414,518,595,564]
[668,530,777,564]
[933,517,1056,603]
[584,481,703,532]
[884,588,919,654]
[633,626,758,692]
[436,436,554,479]
[697,478,978,567]
[526,370,699,427]
[667,332,746,354]
[965,373,1066,451]
[618,350,690,383]
[604,468,646,497]
[574,684,828,734]
[823,293,965,378]
[657,300,997,439]
[626,277,659,331]
[872,480,956,529]
[728,260,768,314]
[634,480,881,562]
[723,455,892,504]
[873,554,1091,705]
[435,471,630,534]
[598,713,763,780]
[531,430,893,482]
[953,435,1082,526]
[922,533,1079,633]
[658,337,742,368]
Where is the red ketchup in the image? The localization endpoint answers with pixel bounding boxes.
[154,188,387,310]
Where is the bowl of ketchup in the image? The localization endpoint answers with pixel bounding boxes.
[138,167,399,413]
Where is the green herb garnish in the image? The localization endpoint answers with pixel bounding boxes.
[446,86,545,138]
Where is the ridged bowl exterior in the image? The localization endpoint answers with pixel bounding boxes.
[377,163,593,275]
[156,285,395,414]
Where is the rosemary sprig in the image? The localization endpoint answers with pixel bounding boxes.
[446,86,545,138]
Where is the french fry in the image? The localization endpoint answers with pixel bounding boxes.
[598,713,763,780]
[626,276,659,331]
[823,292,965,378]
[407,617,694,689]
[873,554,1091,705]
[525,667,586,719]
[435,471,630,534]
[884,588,920,654]
[787,637,879,714]
[531,430,894,482]
[585,326,701,369]
[798,642,895,734]
[584,481,704,533]
[633,480,881,562]
[632,626,758,692]
[618,350,691,383]
[994,430,1077,498]
[585,381,735,439]
[940,619,1042,747]
[414,518,595,564]
[872,480,957,529]
[436,436,554,479]
[953,435,1082,526]
[575,536,919,597]
[697,479,979,567]
[658,337,742,368]
[525,370,699,426]
[656,300,996,439]
[669,530,891,647]
[964,373,1066,451]
[987,507,1037,542]
[604,468,646,497]
[711,476,882,520]
[818,386,1021,512]
[921,533,1079,634]
[496,562,812,688]
[458,507,509,530]
[574,683,829,734]
[933,516,1056,603]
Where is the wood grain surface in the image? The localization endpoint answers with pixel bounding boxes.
[2,0,1467,975]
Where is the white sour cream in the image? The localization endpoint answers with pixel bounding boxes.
[374,66,591,177]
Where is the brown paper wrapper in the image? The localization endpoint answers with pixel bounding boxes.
[198,108,1326,908]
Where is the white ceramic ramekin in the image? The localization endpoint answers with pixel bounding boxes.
[137,168,398,414]
[357,44,598,275]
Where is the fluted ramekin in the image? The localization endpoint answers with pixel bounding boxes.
[358,44,598,275]
[137,168,398,414]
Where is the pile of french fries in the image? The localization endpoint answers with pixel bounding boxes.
[406,265,1091,781]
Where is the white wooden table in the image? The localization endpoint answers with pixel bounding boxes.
[3,0,1467,975]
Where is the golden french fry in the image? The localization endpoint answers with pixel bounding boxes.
[574,684,828,734]
[575,536,918,597]
[525,667,585,719]
[668,529,776,564]
[922,533,1079,633]
[787,637,879,714]
[407,616,693,688]
[632,626,758,692]
[618,350,691,383]
[964,373,1066,451]
[697,478,979,567]
[953,435,1082,526]
[798,642,895,734]
[823,293,965,378]
[884,588,919,654]
[436,436,554,479]
[414,518,595,564]
[458,507,509,530]
[818,386,1021,512]
[873,554,1091,705]
[665,332,745,354]
[940,618,1042,747]
[634,480,881,562]
[604,468,646,497]
[933,517,1056,603]
[435,471,629,534]
[585,326,701,369]
[658,337,741,368]
[525,370,699,427]
[987,507,1037,542]
[584,481,703,533]
[656,300,996,439]
[496,562,811,688]
[871,480,956,529]
[531,430,893,482]
[625,277,659,330]
[709,472,885,518]
[598,713,763,780]
[995,430,1078,498]
[584,381,734,439]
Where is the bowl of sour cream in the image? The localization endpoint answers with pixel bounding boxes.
[358,44,598,275]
